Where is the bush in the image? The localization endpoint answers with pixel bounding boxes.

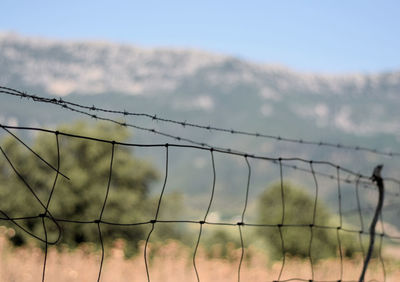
[0,121,159,256]
[256,182,359,260]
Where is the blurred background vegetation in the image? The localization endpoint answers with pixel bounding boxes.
[0,121,377,261]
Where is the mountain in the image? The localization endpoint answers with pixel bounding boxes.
[1,32,400,137]
[1,33,399,229]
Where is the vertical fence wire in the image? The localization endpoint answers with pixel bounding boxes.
[277,159,286,281]
[41,132,61,282]
[193,149,217,282]
[309,162,319,281]
[237,156,251,282]
[144,144,169,282]
[96,142,115,282]
[336,167,344,281]
[356,176,366,261]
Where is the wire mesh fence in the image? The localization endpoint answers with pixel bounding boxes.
[0,86,400,282]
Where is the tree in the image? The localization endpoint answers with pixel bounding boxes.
[257,182,358,260]
[0,121,159,255]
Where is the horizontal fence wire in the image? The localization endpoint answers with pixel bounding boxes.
[0,86,399,282]
[1,123,399,189]
[1,85,399,158]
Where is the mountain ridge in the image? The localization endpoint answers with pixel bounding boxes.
[1,32,399,98]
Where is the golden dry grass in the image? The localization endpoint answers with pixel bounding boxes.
[0,233,399,282]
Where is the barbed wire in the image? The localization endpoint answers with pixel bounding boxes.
[1,85,399,158]
[1,89,400,188]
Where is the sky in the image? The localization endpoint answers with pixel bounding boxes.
[1,0,399,73]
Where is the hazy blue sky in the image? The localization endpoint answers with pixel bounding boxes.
[1,1,399,73]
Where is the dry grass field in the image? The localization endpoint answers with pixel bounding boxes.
[0,230,399,282]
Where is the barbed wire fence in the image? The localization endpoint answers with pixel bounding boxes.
[0,86,399,281]
[1,86,399,159]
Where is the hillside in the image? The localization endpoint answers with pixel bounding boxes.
[0,33,399,229]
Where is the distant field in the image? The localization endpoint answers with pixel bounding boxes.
[1,233,399,282]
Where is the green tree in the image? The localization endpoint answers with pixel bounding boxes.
[0,121,159,255]
[257,182,358,260]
